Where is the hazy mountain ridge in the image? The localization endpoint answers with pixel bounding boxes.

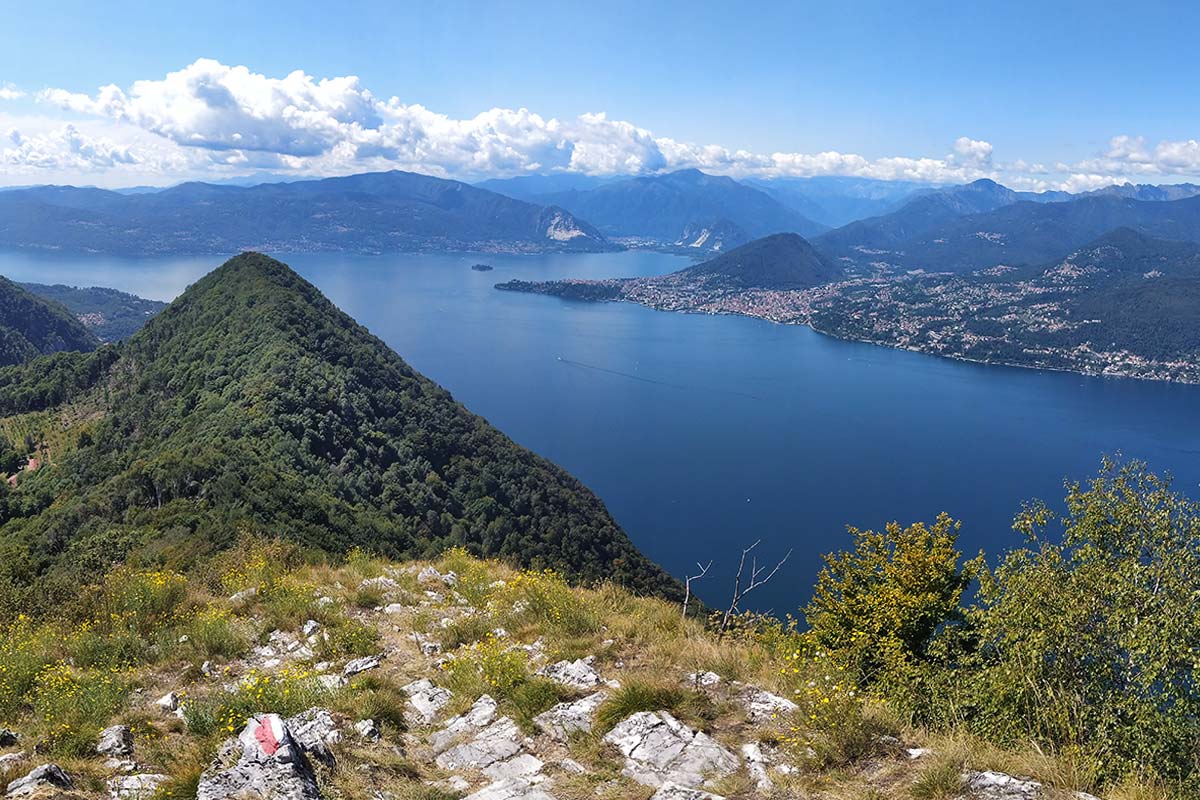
[502,169,828,251]
[0,171,615,256]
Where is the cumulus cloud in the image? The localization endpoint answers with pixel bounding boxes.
[1072,134,1200,178]
[1,123,139,170]
[36,58,1004,184]
[0,84,24,101]
[19,59,1200,192]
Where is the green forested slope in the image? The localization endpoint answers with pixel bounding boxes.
[0,253,678,607]
[0,277,99,366]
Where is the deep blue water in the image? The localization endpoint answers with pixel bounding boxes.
[5,249,1200,614]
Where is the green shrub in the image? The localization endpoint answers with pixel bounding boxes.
[442,635,527,700]
[961,459,1200,788]
[803,513,975,715]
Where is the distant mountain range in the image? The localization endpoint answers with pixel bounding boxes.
[483,169,827,252]
[0,171,614,256]
[0,278,99,367]
[815,180,1200,273]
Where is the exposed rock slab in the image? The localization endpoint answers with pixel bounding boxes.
[532,691,607,741]
[736,683,798,721]
[602,711,738,788]
[536,657,609,689]
[403,678,452,724]
[650,783,726,800]
[196,714,320,800]
[463,778,555,800]
[435,716,524,771]
[96,726,134,758]
[107,773,169,800]
[6,764,74,798]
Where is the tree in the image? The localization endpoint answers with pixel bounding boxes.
[804,513,974,696]
[965,458,1200,786]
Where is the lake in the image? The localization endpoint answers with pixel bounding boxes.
[5,248,1200,614]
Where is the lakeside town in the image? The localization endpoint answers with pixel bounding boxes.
[499,264,1200,384]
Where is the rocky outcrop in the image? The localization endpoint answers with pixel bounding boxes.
[285,708,341,767]
[532,691,607,741]
[107,774,169,800]
[5,764,74,798]
[536,657,611,689]
[403,678,453,724]
[342,655,381,677]
[960,771,1103,800]
[602,711,739,788]
[96,726,134,759]
[650,784,726,800]
[196,714,321,800]
[736,684,798,722]
[462,777,555,800]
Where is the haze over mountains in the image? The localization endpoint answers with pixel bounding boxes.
[482,169,827,252]
[0,171,613,256]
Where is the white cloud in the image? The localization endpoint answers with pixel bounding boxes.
[1072,134,1200,178]
[1,123,138,170]
[0,84,24,101]
[14,59,1200,192]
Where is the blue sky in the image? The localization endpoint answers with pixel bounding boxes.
[2,0,1199,189]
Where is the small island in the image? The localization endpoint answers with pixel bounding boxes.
[471,263,495,272]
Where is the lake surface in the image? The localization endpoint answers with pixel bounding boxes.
[5,248,1200,613]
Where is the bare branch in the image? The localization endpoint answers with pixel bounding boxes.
[717,541,790,639]
[682,559,713,620]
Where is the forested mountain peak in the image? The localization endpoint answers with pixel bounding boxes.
[0,252,678,607]
[683,232,841,290]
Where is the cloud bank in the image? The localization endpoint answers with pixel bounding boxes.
[1,59,1197,191]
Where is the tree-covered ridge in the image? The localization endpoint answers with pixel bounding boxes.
[0,253,679,610]
[21,283,167,341]
[0,277,99,367]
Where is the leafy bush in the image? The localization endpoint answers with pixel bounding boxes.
[803,513,975,714]
[961,460,1200,788]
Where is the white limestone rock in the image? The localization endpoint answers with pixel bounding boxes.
[432,695,499,752]
[737,683,799,721]
[463,777,556,800]
[482,753,543,781]
[602,711,738,788]
[342,654,382,676]
[532,691,607,741]
[536,657,610,689]
[403,678,453,724]
[96,725,134,758]
[285,707,341,767]
[196,715,320,800]
[5,764,74,798]
[435,716,524,772]
[683,671,722,688]
[650,783,726,800]
[108,773,169,800]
